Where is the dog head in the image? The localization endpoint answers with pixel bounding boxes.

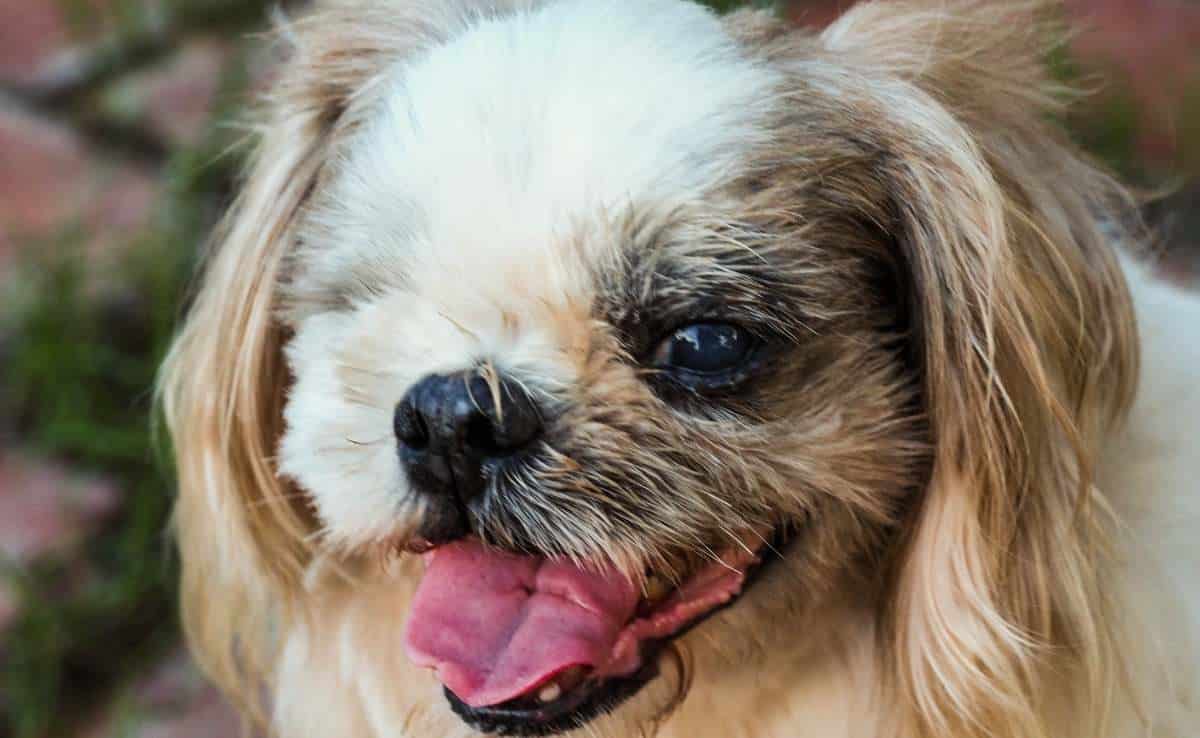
[160,1,1139,736]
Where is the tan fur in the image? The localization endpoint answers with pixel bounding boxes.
[159,2,1195,737]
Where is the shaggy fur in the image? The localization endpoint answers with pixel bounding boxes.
[158,1,1200,737]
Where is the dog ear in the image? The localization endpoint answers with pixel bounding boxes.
[816,3,1141,737]
[157,0,526,725]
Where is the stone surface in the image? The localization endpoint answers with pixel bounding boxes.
[80,650,242,738]
[0,104,158,273]
[0,0,77,86]
[98,39,233,148]
[0,451,121,563]
[0,0,166,88]
[0,451,120,637]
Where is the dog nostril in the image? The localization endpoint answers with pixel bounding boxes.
[464,413,506,456]
[394,401,430,450]
[463,383,543,457]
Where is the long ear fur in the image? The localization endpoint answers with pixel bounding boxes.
[818,3,1140,737]
[157,0,539,727]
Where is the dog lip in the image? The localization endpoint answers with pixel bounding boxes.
[437,526,795,737]
[444,665,658,737]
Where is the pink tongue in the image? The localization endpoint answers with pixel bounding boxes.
[403,540,640,708]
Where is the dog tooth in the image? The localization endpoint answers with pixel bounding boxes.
[538,682,563,703]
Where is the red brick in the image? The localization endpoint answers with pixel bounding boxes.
[81,650,242,738]
[99,39,232,148]
[0,451,121,643]
[0,105,158,274]
[0,451,121,562]
[0,0,167,88]
[0,0,73,86]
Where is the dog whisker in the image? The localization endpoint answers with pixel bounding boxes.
[436,310,479,342]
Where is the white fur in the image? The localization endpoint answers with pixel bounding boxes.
[1097,259,1200,734]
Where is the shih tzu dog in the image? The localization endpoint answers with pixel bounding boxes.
[158,0,1200,736]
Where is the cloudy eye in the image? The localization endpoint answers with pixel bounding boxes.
[651,323,755,375]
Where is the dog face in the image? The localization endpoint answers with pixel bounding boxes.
[160,1,1139,737]
[279,0,922,588]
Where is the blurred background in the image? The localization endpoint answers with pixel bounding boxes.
[0,0,1196,736]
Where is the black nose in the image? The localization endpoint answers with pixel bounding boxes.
[395,369,543,510]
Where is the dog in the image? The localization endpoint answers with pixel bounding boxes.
[158,1,1200,736]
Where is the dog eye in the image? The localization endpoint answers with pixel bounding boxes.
[651,323,755,375]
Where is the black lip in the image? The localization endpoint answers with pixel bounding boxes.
[445,666,657,737]
[442,526,794,736]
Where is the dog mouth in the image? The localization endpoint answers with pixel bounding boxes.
[403,530,785,736]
